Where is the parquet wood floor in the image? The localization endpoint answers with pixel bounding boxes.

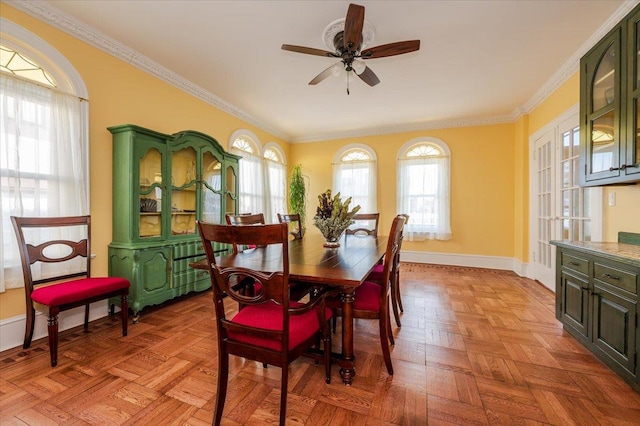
[1,263,639,425]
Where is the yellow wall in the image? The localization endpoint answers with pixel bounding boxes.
[291,124,516,257]
[1,6,290,319]
[2,4,639,322]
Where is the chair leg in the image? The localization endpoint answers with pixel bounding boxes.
[47,308,60,367]
[396,270,404,313]
[324,328,332,384]
[279,365,288,426]
[379,311,393,376]
[214,352,229,425]
[23,306,35,349]
[391,277,402,328]
[121,294,128,337]
[83,304,90,332]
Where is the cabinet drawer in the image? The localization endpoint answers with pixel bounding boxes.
[561,252,589,275]
[594,263,637,295]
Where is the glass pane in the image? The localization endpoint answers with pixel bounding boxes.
[562,131,570,160]
[571,188,579,217]
[139,148,162,238]
[584,220,592,242]
[226,165,237,214]
[592,43,615,111]
[590,111,616,173]
[171,147,197,236]
[572,219,579,241]
[572,127,580,157]
[572,158,579,187]
[202,152,222,223]
[562,161,570,189]
[563,219,570,240]
[562,190,570,218]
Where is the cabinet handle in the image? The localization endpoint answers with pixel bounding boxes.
[608,164,628,171]
[602,273,620,281]
[568,261,581,266]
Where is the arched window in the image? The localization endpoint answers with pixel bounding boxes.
[397,138,451,241]
[1,19,89,291]
[332,144,377,213]
[264,143,287,224]
[230,130,265,217]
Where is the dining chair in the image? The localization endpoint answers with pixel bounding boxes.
[197,221,332,426]
[11,215,130,367]
[367,213,409,327]
[277,213,303,240]
[328,214,406,375]
[345,212,380,237]
[225,212,264,226]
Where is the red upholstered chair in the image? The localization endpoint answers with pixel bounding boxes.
[328,214,406,375]
[277,213,304,240]
[345,212,379,237]
[197,221,332,426]
[366,213,409,327]
[11,215,130,367]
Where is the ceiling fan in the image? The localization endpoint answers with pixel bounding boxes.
[281,3,420,93]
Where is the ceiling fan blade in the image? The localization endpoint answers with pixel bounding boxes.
[361,40,421,59]
[309,64,336,85]
[343,3,364,52]
[281,44,337,58]
[357,66,380,87]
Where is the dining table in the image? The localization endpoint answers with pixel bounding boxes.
[190,232,388,385]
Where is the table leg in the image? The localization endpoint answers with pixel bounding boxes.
[339,289,356,385]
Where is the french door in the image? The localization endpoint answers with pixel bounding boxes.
[530,107,601,290]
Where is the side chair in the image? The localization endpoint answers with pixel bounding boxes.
[328,214,406,376]
[346,212,380,237]
[11,215,130,367]
[277,213,303,240]
[197,221,332,426]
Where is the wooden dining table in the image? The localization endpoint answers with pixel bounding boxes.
[191,232,388,385]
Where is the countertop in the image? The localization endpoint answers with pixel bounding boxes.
[550,240,640,268]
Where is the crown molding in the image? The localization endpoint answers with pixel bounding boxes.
[5,0,639,144]
[4,0,291,141]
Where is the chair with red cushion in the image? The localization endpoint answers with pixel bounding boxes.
[328,214,406,375]
[197,221,332,426]
[366,213,409,327]
[11,215,130,367]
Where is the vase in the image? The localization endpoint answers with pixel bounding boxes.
[323,233,343,248]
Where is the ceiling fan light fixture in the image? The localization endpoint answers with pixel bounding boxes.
[331,62,344,77]
[353,59,366,75]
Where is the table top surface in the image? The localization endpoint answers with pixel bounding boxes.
[192,233,388,288]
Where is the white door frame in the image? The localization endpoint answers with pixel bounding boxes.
[528,103,603,291]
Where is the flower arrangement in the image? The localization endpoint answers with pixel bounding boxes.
[313,189,361,247]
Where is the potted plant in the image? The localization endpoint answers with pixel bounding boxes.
[289,164,307,234]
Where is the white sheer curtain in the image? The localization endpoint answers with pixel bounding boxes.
[1,74,89,291]
[397,155,451,241]
[265,159,286,224]
[233,150,267,219]
[332,160,377,213]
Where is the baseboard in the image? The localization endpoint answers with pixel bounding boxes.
[0,301,110,352]
[401,250,530,277]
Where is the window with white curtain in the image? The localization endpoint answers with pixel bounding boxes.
[1,34,89,292]
[397,138,451,241]
[332,144,377,213]
[264,144,286,224]
[229,131,287,224]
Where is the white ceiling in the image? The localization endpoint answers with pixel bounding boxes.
[6,0,635,142]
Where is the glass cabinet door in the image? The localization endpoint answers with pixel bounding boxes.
[589,42,617,174]
[225,164,237,215]
[201,151,222,223]
[171,147,197,235]
[139,148,163,238]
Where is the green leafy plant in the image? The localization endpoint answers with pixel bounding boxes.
[289,164,307,231]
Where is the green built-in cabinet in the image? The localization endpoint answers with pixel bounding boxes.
[108,124,240,320]
[552,234,640,393]
[580,3,640,186]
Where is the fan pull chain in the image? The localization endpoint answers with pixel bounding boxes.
[347,71,350,95]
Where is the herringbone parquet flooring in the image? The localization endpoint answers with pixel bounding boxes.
[1,263,639,425]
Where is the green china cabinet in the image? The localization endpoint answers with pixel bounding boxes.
[580,3,640,186]
[108,124,240,321]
